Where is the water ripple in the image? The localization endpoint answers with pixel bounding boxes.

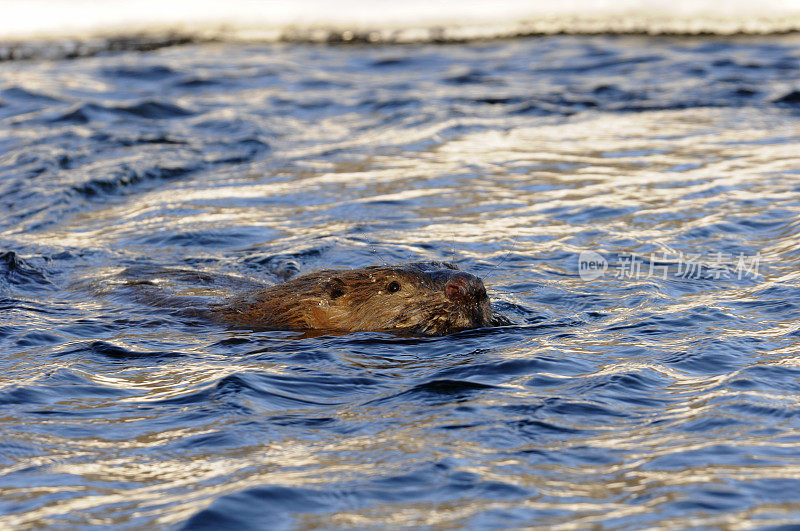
[2,36,800,528]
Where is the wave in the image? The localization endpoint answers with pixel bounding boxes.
[3,0,800,60]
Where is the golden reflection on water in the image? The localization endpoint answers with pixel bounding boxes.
[6,29,800,530]
[3,355,800,530]
[3,94,800,527]
[22,107,800,264]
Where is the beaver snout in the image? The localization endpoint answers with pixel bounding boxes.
[445,273,488,304]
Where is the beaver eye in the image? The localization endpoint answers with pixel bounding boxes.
[387,281,401,293]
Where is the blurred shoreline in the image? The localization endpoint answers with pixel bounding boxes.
[3,0,800,61]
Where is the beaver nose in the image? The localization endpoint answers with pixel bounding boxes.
[445,274,487,303]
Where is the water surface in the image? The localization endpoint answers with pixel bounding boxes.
[2,36,800,529]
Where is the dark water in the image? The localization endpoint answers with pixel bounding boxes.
[3,36,800,529]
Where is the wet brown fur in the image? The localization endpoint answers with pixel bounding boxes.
[213,261,493,335]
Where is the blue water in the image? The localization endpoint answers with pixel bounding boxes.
[2,35,800,528]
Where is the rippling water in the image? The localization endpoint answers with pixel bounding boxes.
[3,36,800,529]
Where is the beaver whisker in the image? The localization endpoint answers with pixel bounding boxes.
[483,236,519,283]
[369,242,391,266]
[487,287,538,295]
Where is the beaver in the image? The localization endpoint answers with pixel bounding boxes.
[212,261,494,336]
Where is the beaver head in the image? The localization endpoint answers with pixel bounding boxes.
[218,261,493,336]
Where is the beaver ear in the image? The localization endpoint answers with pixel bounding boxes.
[324,278,346,299]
